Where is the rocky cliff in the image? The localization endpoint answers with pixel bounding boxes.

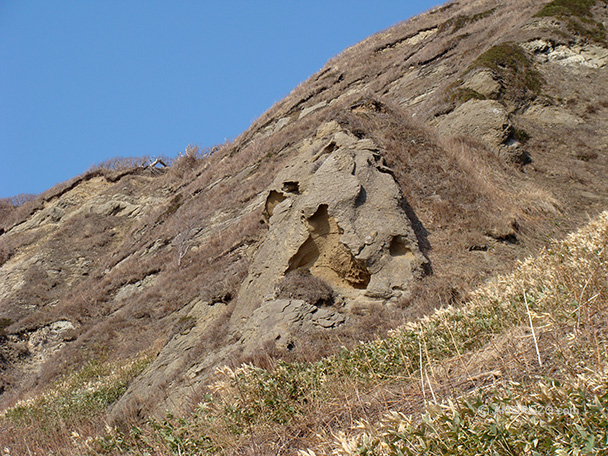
[1,0,608,426]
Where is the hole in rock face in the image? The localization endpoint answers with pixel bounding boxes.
[264,190,287,220]
[355,186,367,208]
[389,236,412,257]
[288,205,370,289]
[321,141,338,155]
[282,181,300,194]
[389,236,417,272]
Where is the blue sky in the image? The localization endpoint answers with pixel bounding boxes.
[0,1,443,199]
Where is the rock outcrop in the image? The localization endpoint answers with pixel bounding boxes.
[109,122,428,417]
[2,0,608,427]
[435,99,511,147]
[233,121,427,325]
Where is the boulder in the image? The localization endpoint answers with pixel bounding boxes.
[436,99,511,147]
[232,122,427,324]
[239,299,345,355]
[461,70,501,98]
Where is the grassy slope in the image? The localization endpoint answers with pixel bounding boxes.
[4,209,603,454]
[2,1,608,453]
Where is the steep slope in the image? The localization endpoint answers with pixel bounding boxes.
[86,209,608,455]
[1,0,607,447]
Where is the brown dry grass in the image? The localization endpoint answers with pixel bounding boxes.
[2,0,608,452]
[51,210,604,456]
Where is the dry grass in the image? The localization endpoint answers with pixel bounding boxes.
[276,269,334,307]
[0,351,155,455]
[2,0,608,452]
[79,210,608,455]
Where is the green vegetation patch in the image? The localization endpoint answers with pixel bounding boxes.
[534,0,608,44]
[511,127,531,144]
[162,193,183,219]
[535,0,598,19]
[3,354,152,437]
[341,376,608,455]
[469,42,544,101]
[450,87,487,103]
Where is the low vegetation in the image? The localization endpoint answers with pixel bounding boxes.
[440,8,497,34]
[0,318,12,337]
[535,0,603,19]
[468,42,544,102]
[450,87,487,103]
[276,269,334,306]
[534,0,608,44]
[10,210,599,454]
[0,353,153,453]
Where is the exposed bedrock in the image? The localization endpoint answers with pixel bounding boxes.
[232,122,428,324]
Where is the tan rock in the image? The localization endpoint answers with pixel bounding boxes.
[522,104,583,125]
[461,70,501,98]
[239,299,345,355]
[524,40,608,69]
[232,124,427,325]
[436,99,511,147]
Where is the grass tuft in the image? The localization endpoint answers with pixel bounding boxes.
[469,43,544,101]
[450,87,487,103]
[534,0,608,44]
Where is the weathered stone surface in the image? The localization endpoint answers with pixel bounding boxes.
[299,101,328,119]
[239,299,345,354]
[23,320,75,373]
[522,104,583,125]
[523,40,608,69]
[232,122,427,325]
[461,70,501,98]
[436,99,511,147]
[114,274,158,301]
[109,298,230,420]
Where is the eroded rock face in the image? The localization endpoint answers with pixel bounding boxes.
[23,320,75,373]
[523,39,608,69]
[239,299,345,355]
[461,70,501,99]
[232,122,427,325]
[436,99,511,147]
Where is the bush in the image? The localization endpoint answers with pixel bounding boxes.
[534,0,608,44]
[88,156,152,171]
[0,245,15,267]
[276,269,334,306]
[450,88,487,103]
[0,318,13,336]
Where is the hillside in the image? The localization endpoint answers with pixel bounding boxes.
[1,0,608,453]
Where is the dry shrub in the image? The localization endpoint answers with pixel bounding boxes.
[585,103,599,114]
[276,269,334,306]
[0,244,15,267]
[88,156,152,171]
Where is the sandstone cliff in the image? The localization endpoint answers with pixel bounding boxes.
[1,0,607,430]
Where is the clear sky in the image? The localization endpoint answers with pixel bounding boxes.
[0,1,443,199]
